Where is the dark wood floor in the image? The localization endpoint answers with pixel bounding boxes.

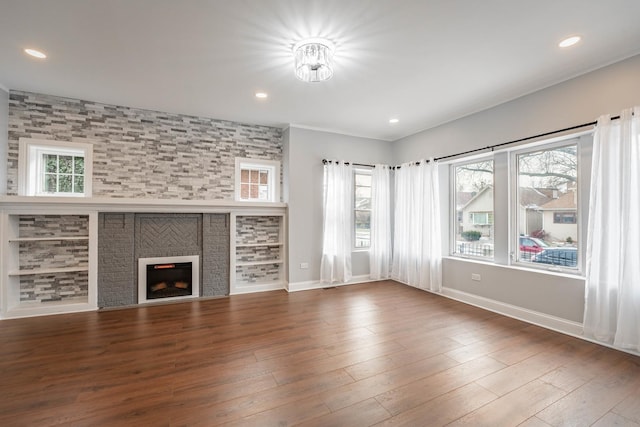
[2,281,640,426]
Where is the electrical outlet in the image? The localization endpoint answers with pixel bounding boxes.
[300,262,309,269]
[471,273,481,281]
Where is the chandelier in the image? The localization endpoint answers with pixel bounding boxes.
[293,38,335,83]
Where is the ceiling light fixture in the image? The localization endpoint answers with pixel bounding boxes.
[24,48,47,59]
[293,38,334,83]
[558,36,581,48]
[389,118,399,124]
[255,92,268,99]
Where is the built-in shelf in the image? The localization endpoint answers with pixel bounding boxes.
[9,236,89,242]
[235,242,283,248]
[8,266,89,276]
[235,260,284,267]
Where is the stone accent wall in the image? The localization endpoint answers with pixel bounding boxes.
[236,264,282,284]
[236,216,281,244]
[17,215,89,303]
[7,91,283,199]
[21,271,88,303]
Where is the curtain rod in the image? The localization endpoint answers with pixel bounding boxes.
[322,114,623,168]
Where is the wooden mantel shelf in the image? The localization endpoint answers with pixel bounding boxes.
[0,196,287,214]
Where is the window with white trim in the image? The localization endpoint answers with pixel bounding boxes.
[354,168,372,249]
[19,138,93,197]
[234,158,280,202]
[452,159,494,259]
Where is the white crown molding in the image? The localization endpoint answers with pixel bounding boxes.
[287,124,392,142]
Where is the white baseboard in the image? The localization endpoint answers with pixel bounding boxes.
[441,287,584,336]
[286,274,378,292]
[230,281,286,295]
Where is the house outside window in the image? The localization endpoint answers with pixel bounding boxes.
[234,158,280,202]
[19,138,93,197]
[354,168,372,249]
[515,142,578,267]
[452,159,494,259]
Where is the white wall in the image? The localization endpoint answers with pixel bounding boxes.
[0,88,7,195]
[284,127,393,286]
[393,53,640,324]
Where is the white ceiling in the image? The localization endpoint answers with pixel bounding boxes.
[1,0,640,141]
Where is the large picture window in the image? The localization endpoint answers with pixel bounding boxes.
[452,159,494,258]
[515,143,578,268]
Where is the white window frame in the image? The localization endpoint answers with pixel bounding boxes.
[353,167,372,251]
[511,138,581,273]
[450,156,495,260]
[18,138,93,197]
[234,158,280,203]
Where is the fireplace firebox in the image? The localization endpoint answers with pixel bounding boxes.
[138,255,199,304]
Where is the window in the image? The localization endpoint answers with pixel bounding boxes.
[553,212,577,224]
[515,142,578,267]
[470,212,494,225]
[234,158,280,202]
[452,159,494,258]
[19,138,93,197]
[354,168,372,249]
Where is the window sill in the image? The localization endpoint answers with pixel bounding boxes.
[443,255,585,280]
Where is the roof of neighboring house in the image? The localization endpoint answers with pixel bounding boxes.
[456,191,476,208]
[540,191,577,210]
[519,187,555,208]
[460,186,492,210]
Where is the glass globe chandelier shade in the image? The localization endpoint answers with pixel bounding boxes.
[293,39,334,82]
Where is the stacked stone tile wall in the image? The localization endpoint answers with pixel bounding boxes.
[17,215,89,303]
[236,264,282,284]
[236,216,281,244]
[7,91,283,199]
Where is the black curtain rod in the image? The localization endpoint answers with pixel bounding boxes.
[322,114,623,168]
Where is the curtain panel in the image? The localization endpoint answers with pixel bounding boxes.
[584,106,640,352]
[370,164,392,279]
[320,161,353,283]
[391,160,442,291]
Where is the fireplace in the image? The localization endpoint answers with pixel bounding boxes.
[138,255,199,304]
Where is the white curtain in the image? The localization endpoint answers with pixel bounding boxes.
[369,164,392,279]
[320,161,353,283]
[584,106,640,351]
[391,160,442,291]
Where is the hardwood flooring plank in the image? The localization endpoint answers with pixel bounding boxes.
[447,379,566,426]
[301,398,391,427]
[376,355,507,416]
[537,358,640,426]
[374,382,498,427]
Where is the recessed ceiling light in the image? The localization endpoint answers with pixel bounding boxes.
[255,92,268,99]
[24,48,47,59]
[389,118,399,124]
[558,36,581,48]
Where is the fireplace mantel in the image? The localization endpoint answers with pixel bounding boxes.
[0,195,287,214]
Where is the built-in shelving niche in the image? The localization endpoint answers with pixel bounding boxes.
[231,214,286,294]
[1,213,98,318]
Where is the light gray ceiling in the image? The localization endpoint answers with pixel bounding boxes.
[1,0,640,141]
